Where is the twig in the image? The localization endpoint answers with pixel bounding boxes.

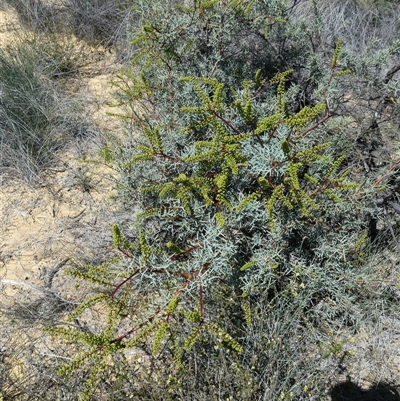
[373,158,400,187]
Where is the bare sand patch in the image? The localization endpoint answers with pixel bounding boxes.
[0,6,20,48]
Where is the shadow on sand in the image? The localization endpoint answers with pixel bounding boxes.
[330,379,400,401]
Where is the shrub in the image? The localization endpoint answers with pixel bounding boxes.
[0,0,398,400]
[39,0,399,399]
[292,0,400,128]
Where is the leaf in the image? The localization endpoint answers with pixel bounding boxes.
[240,260,257,271]
[215,212,225,228]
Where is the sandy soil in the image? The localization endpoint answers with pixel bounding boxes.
[0,6,20,47]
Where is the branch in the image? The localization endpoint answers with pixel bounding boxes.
[383,64,400,84]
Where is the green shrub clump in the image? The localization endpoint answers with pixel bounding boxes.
[46,1,399,400]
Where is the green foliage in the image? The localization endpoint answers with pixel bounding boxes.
[125,70,352,233]
[44,0,399,399]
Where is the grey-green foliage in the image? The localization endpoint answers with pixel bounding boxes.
[292,0,400,107]
[46,1,398,400]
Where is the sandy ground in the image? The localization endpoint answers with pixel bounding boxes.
[0,6,20,46]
